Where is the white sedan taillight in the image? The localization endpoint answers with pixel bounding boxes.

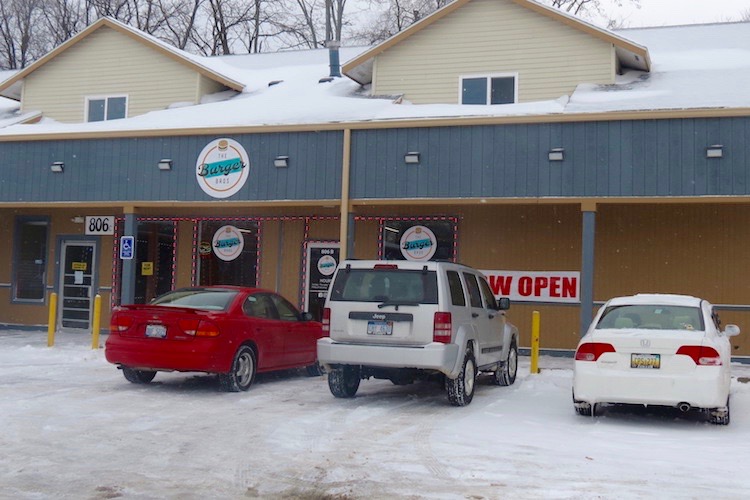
[575,342,616,361]
[676,345,722,366]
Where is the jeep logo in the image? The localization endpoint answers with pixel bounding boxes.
[372,314,386,320]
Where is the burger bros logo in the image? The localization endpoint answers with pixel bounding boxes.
[196,138,250,199]
[400,225,437,261]
[212,225,244,261]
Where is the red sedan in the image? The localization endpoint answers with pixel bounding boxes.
[105,286,325,391]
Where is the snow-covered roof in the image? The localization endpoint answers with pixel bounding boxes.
[0,21,748,138]
[343,0,651,85]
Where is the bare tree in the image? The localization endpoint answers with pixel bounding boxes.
[158,0,204,50]
[0,0,49,70]
[740,8,750,22]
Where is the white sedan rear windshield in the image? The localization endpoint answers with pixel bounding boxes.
[597,304,704,331]
[330,269,438,304]
[151,289,237,310]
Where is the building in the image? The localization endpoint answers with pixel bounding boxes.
[1,0,749,356]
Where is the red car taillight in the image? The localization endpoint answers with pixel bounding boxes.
[433,312,452,343]
[676,345,722,366]
[110,313,133,333]
[322,307,331,335]
[575,342,616,361]
[179,319,220,337]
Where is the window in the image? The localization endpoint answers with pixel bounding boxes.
[270,294,302,321]
[13,217,49,302]
[381,219,457,262]
[463,273,483,308]
[86,96,127,122]
[460,74,517,105]
[447,271,466,307]
[478,277,498,310]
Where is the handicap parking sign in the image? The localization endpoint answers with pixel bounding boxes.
[120,236,134,260]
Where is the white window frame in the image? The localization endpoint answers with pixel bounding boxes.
[84,94,129,122]
[458,72,519,105]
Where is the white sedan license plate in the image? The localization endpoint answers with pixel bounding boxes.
[145,324,167,339]
[631,353,660,369]
[367,320,393,335]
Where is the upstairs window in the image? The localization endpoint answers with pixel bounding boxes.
[460,74,517,105]
[86,96,127,122]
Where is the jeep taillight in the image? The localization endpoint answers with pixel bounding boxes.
[676,345,722,366]
[575,342,615,361]
[322,307,331,335]
[433,312,452,343]
[110,312,133,333]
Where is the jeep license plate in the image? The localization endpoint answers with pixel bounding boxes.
[367,320,393,335]
[631,353,660,369]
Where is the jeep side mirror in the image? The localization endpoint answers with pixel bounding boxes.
[497,297,510,311]
[301,312,314,322]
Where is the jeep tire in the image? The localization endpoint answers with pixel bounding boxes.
[446,348,476,406]
[328,365,361,398]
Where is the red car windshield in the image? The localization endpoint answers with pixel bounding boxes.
[150,289,238,311]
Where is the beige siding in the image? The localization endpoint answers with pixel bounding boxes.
[21,27,205,122]
[373,0,615,104]
[198,75,227,101]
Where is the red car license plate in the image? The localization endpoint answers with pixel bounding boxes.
[145,324,167,338]
[631,353,660,369]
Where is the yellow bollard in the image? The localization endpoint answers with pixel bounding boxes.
[47,292,57,347]
[530,310,541,374]
[91,294,102,349]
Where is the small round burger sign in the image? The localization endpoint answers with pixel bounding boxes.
[212,225,244,261]
[400,225,437,261]
[196,138,250,199]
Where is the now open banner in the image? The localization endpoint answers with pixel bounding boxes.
[481,270,581,304]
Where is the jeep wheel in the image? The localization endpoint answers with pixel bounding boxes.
[328,365,361,398]
[446,348,476,406]
[494,340,518,386]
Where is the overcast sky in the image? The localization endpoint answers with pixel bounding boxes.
[602,0,749,27]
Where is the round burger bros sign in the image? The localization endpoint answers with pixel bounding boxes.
[196,138,250,199]
[400,225,437,261]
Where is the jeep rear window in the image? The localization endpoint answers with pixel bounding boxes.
[329,269,438,304]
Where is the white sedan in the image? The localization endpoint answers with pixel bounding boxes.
[573,294,740,424]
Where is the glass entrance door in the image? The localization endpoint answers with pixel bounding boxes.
[58,241,97,331]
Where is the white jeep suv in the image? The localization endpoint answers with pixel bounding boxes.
[317,260,519,406]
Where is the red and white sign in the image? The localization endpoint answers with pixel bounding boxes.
[481,270,580,304]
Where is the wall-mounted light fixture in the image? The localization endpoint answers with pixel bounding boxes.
[70,216,85,224]
[548,148,565,162]
[50,161,64,173]
[404,152,420,164]
[706,145,723,159]
[157,159,173,170]
[274,156,289,168]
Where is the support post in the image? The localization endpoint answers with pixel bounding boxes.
[579,205,597,336]
[530,311,540,374]
[91,294,102,349]
[47,292,57,347]
[121,211,137,305]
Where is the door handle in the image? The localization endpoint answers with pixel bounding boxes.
[472,312,479,318]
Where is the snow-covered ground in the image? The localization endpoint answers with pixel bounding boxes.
[2,330,750,499]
